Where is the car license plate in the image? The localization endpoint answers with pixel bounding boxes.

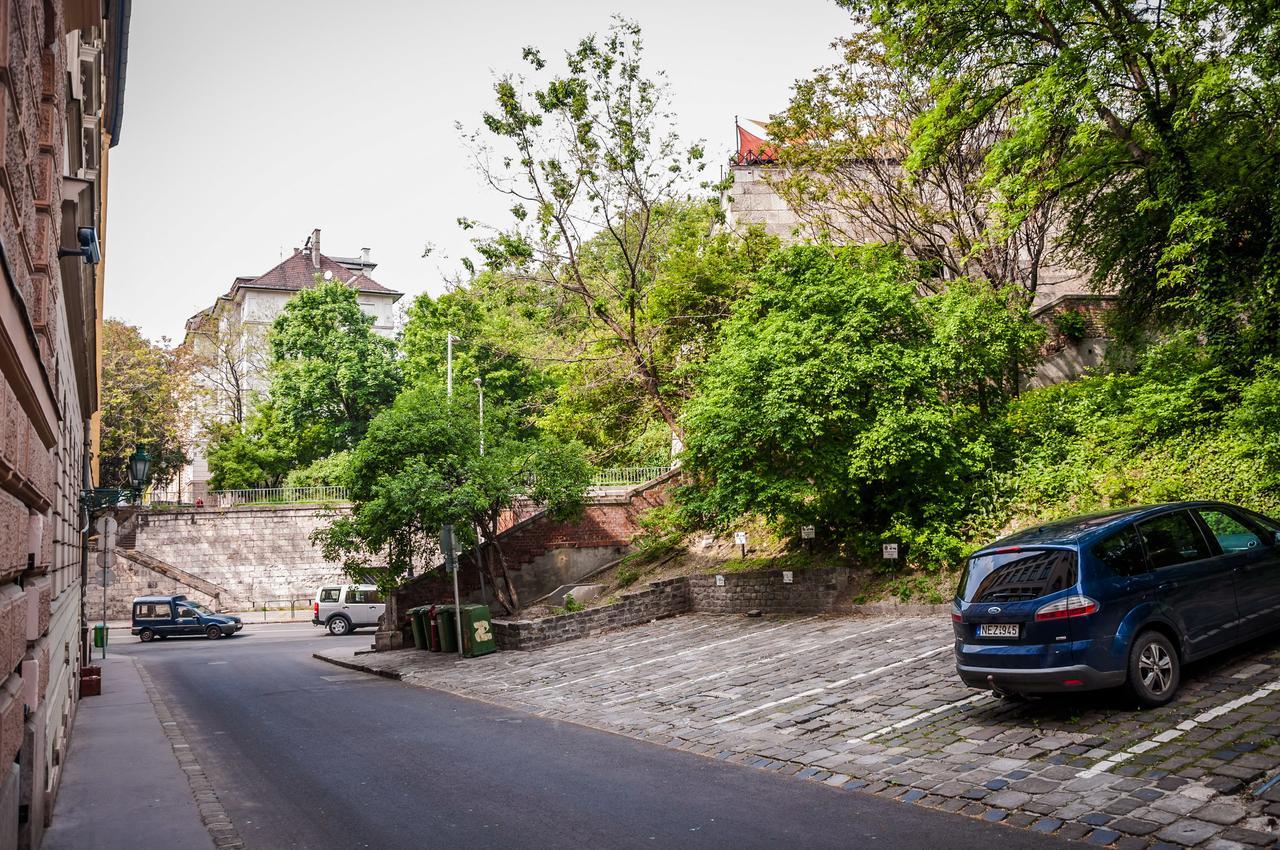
[978,623,1019,638]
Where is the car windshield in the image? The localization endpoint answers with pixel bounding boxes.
[958,548,1078,603]
[187,602,215,615]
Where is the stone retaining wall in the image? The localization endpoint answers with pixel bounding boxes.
[487,568,854,652]
[688,568,853,614]
[91,505,350,617]
[492,578,689,651]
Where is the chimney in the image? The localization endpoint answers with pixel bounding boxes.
[309,228,321,270]
[360,247,371,269]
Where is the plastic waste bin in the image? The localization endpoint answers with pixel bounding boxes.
[408,607,427,650]
[435,606,458,654]
[426,605,442,652]
[459,604,497,657]
[92,624,108,649]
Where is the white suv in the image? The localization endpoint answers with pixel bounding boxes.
[312,584,385,636]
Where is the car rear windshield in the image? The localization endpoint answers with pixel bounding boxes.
[958,548,1078,603]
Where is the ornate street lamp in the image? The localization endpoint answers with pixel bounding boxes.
[127,445,152,496]
[81,443,153,514]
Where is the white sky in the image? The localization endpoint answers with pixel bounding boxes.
[104,0,852,341]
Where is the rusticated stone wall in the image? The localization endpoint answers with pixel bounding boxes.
[90,505,351,617]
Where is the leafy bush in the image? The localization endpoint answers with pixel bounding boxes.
[1052,309,1088,342]
[680,244,1043,568]
[284,451,352,489]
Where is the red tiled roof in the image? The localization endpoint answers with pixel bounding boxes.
[232,250,401,300]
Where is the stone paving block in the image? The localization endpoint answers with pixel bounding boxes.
[1156,819,1225,847]
[324,612,1280,850]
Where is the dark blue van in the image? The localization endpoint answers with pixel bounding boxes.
[131,595,243,642]
[954,501,1280,706]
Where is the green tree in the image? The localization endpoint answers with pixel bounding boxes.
[845,0,1280,354]
[464,18,712,442]
[269,279,401,456]
[204,401,323,491]
[770,31,1062,303]
[400,275,555,416]
[681,244,1042,563]
[313,383,592,613]
[99,319,193,489]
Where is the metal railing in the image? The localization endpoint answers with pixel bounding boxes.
[208,486,350,507]
[590,466,674,487]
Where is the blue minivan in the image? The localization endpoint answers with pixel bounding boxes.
[954,501,1280,706]
[131,595,243,642]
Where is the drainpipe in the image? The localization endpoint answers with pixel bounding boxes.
[79,418,92,664]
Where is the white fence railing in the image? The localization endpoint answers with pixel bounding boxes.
[199,468,674,508]
[208,486,350,507]
[589,466,674,487]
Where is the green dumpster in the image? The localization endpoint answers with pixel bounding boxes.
[408,607,427,650]
[92,624,108,649]
[459,604,497,657]
[435,606,458,654]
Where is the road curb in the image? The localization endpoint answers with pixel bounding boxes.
[311,651,404,680]
[135,659,247,849]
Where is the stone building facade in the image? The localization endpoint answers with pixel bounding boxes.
[0,1,130,846]
[175,228,402,502]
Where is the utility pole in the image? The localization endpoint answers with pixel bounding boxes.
[446,333,459,397]
[472,377,487,605]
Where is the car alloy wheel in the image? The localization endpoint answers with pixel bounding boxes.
[139,629,154,642]
[1139,642,1173,693]
[1127,631,1180,708]
[206,625,223,640]
[327,616,350,636]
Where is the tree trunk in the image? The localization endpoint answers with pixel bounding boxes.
[476,534,516,616]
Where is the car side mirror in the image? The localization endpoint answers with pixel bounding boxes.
[1274,531,1280,547]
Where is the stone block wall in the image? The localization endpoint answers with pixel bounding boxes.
[93,505,351,617]
[687,568,853,614]
[484,568,855,652]
[493,579,689,651]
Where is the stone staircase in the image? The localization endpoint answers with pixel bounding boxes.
[113,548,229,605]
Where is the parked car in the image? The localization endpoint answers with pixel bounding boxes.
[131,595,243,642]
[313,584,385,636]
[953,501,1280,706]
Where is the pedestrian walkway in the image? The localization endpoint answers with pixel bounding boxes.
[43,655,213,850]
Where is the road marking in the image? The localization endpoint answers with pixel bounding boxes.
[600,620,906,706]
[713,644,952,724]
[526,617,820,693]
[1076,676,1280,778]
[207,661,229,665]
[855,692,994,741]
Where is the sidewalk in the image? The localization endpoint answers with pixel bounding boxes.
[43,656,214,850]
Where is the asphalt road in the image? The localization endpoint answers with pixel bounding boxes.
[117,623,1071,850]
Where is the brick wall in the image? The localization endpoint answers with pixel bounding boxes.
[381,473,679,648]
[1034,295,1117,357]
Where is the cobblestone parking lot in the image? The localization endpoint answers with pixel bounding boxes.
[321,613,1280,848]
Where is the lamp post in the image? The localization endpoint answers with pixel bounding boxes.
[472,377,487,605]
[473,377,484,456]
[82,444,152,660]
[446,333,460,398]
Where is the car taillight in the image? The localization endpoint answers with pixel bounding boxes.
[314,602,319,617]
[951,604,962,623]
[1034,595,1098,621]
